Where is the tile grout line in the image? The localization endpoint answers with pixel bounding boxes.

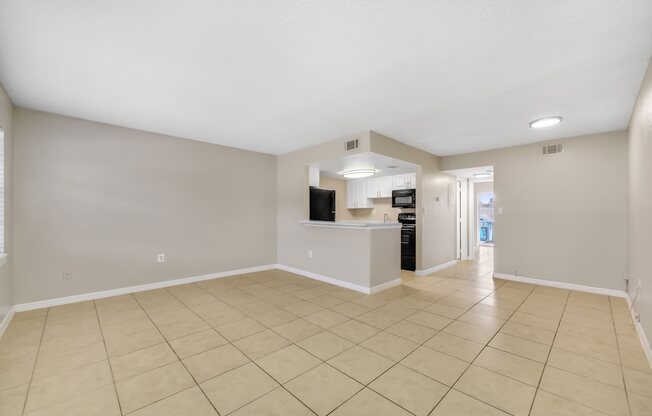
[609,296,634,416]
[161,284,321,416]
[129,291,224,416]
[525,294,633,416]
[92,299,126,416]
[326,272,519,416]
[106,300,210,385]
[526,288,570,416]
[291,264,500,414]
[531,333,632,369]
[408,273,560,411]
[19,308,49,416]
[98,299,242,412]
[437,282,540,415]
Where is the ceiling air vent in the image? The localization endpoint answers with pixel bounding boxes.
[345,138,359,151]
[541,143,564,156]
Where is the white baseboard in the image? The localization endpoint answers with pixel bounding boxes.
[370,278,402,294]
[493,272,627,298]
[10,262,400,318]
[275,264,372,294]
[415,259,458,276]
[625,295,652,371]
[0,306,15,338]
[13,264,277,312]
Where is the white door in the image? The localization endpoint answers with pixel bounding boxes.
[455,178,470,260]
[457,180,462,259]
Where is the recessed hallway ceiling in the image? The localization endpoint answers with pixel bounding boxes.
[0,1,651,155]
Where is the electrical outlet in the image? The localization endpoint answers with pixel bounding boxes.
[157,253,166,263]
[308,250,313,258]
[62,271,72,280]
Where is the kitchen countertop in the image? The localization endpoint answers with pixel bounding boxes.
[300,220,402,229]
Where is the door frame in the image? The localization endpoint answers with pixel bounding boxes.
[468,180,475,260]
[456,178,470,260]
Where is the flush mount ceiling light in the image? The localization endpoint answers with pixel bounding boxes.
[474,171,493,178]
[342,169,376,179]
[529,116,562,129]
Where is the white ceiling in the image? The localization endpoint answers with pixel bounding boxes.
[444,166,494,181]
[314,152,417,179]
[1,1,651,156]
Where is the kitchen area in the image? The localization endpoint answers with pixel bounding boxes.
[298,151,420,293]
[276,131,457,296]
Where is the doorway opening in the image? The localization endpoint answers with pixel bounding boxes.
[444,166,494,264]
[477,189,494,246]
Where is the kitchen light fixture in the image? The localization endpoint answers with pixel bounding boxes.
[342,169,376,179]
[474,171,493,178]
[529,116,562,128]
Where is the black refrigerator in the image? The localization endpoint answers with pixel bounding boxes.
[309,187,336,221]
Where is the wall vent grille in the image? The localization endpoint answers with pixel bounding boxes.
[345,138,359,151]
[541,143,564,156]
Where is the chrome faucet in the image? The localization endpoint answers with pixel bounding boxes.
[384,213,390,223]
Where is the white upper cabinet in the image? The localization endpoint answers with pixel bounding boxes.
[347,179,374,209]
[346,179,357,209]
[367,176,393,198]
[347,173,415,208]
[379,176,393,197]
[392,173,416,190]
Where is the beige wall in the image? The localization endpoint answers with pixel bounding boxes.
[12,109,277,304]
[0,83,13,322]
[349,197,403,223]
[319,176,403,222]
[441,131,628,290]
[277,132,372,272]
[369,227,401,286]
[627,59,652,344]
[298,226,372,287]
[318,177,354,221]
[295,225,401,289]
[370,132,457,271]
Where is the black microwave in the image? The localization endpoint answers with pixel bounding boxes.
[392,189,416,208]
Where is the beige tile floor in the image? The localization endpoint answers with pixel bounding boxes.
[1,246,651,415]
